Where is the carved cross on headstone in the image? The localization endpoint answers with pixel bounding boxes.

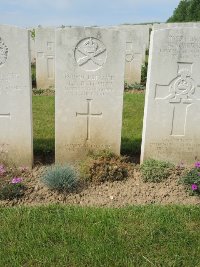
[155,62,200,136]
[76,99,102,141]
[0,113,10,119]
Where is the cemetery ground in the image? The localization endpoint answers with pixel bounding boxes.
[0,91,200,266]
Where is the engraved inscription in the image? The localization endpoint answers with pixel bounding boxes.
[0,73,26,95]
[74,37,107,71]
[64,74,115,96]
[65,143,111,152]
[149,139,200,156]
[155,62,200,136]
[159,34,200,59]
[0,37,8,66]
[76,99,102,141]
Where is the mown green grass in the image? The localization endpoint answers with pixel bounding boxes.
[32,93,145,161]
[32,96,55,162]
[121,93,145,156]
[0,205,199,267]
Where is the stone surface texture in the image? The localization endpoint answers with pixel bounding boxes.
[35,27,55,89]
[141,27,200,165]
[55,27,125,163]
[29,29,36,63]
[153,22,200,31]
[0,25,33,167]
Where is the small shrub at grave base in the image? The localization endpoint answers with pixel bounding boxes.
[41,165,78,192]
[31,63,36,87]
[124,82,145,91]
[79,151,129,185]
[180,162,200,196]
[0,183,26,200]
[32,88,44,95]
[141,62,148,85]
[140,159,175,183]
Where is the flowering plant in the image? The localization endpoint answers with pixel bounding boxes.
[11,177,23,184]
[180,162,200,195]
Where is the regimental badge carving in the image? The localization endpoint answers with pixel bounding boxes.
[0,37,8,66]
[74,37,107,71]
[155,62,200,136]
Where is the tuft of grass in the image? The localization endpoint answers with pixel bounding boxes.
[41,165,78,192]
[140,159,175,183]
[0,205,200,267]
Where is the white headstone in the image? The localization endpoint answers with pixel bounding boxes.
[29,29,36,64]
[119,24,150,50]
[141,28,200,164]
[35,27,55,89]
[117,25,150,85]
[0,25,33,167]
[55,27,125,163]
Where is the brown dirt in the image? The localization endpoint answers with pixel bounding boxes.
[0,162,199,207]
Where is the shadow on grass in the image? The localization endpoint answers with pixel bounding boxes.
[121,137,142,164]
[33,138,55,165]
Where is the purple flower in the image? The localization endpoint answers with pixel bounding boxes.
[195,162,200,168]
[11,177,23,184]
[0,165,6,176]
[191,184,198,191]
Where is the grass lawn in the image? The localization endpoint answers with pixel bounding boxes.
[0,205,199,266]
[32,96,55,163]
[32,92,145,163]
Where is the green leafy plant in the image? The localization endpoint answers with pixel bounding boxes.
[140,159,174,183]
[180,161,200,195]
[41,165,78,192]
[0,183,26,200]
[30,29,35,40]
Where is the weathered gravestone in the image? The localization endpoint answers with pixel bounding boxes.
[55,27,125,163]
[0,25,33,167]
[119,24,150,50]
[117,25,150,85]
[29,29,36,64]
[141,28,200,164]
[35,27,55,89]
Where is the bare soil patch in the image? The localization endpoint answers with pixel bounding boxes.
[1,162,199,207]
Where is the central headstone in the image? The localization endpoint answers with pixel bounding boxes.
[116,25,150,85]
[35,27,55,89]
[0,25,33,167]
[141,27,200,164]
[55,27,125,163]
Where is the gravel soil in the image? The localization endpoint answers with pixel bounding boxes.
[0,163,199,207]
